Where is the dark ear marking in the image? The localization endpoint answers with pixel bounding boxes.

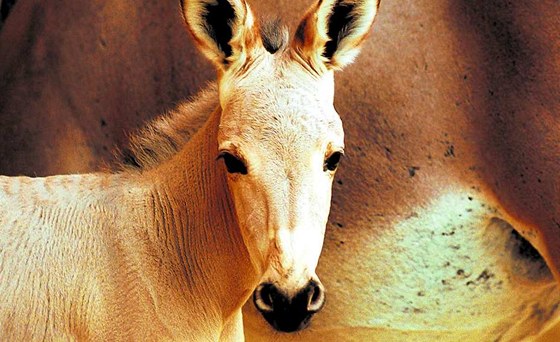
[323,1,357,59]
[292,0,378,71]
[294,18,307,45]
[202,0,236,59]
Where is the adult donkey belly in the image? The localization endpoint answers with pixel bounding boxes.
[1,0,559,341]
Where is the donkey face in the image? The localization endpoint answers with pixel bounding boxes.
[183,0,378,332]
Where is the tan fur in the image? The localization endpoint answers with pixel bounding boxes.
[1,0,560,341]
[0,112,257,340]
[0,0,378,339]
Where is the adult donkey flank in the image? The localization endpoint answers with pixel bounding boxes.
[0,0,379,340]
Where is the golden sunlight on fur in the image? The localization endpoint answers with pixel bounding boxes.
[0,0,378,340]
[1,0,559,341]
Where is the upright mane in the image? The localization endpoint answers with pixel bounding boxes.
[115,82,218,171]
[260,18,289,54]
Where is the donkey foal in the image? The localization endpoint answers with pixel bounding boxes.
[0,0,379,339]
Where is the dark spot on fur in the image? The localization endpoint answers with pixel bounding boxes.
[408,166,420,177]
[323,1,357,60]
[203,0,236,59]
[476,269,493,282]
[444,145,455,157]
[384,147,392,160]
[100,119,107,127]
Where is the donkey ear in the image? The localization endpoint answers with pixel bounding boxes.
[181,0,260,70]
[293,0,380,71]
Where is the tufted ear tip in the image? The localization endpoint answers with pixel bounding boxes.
[292,0,380,73]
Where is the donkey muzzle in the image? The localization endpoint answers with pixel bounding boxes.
[253,280,325,332]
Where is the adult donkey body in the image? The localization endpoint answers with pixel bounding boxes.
[1,0,560,341]
[0,0,379,339]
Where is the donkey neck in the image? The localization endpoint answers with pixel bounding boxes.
[142,108,258,327]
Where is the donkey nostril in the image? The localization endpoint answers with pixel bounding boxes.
[262,286,274,307]
[306,281,325,313]
[254,283,275,313]
[310,286,320,303]
[254,281,325,332]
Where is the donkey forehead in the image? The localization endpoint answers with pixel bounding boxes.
[218,88,343,150]
[218,56,343,146]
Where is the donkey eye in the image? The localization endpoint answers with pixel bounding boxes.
[219,152,248,175]
[324,151,344,172]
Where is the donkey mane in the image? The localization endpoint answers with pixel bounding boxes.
[115,82,218,171]
[260,18,289,54]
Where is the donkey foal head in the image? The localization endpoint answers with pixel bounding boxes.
[182,0,379,332]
